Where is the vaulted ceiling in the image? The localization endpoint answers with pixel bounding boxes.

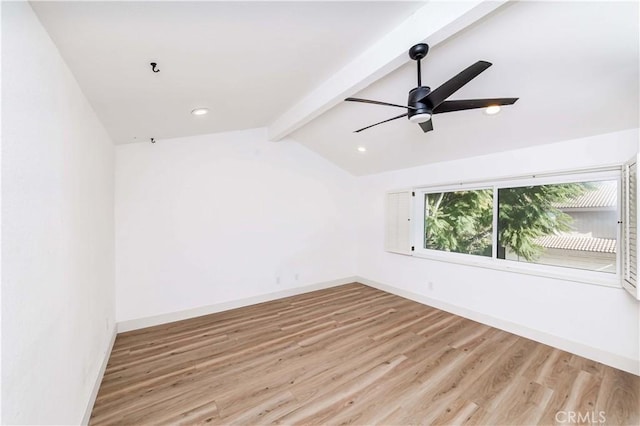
[32,1,639,175]
[31,1,426,144]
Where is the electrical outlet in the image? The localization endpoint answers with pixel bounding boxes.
[294,273,299,282]
[428,281,434,291]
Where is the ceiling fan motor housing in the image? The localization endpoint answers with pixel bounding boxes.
[408,86,432,121]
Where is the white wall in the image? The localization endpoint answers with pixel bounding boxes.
[356,129,640,373]
[115,128,355,323]
[2,3,115,424]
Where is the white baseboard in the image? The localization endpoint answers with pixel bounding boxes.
[357,276,639,376]
[117,276,358,333]
[81,325,117,425]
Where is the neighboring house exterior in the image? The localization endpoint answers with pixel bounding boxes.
[506,181,618,272]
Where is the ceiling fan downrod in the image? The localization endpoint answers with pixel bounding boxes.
[409,43,429,87]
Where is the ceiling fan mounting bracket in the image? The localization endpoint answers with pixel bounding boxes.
[408,43,429,61]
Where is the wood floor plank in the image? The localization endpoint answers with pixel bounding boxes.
[472,376,554,425]
[274,354,408,424]
[216,390,298,425]
[431,398,479,426]
[90,283,639,425]
[596,367,640,426]
[321,324,508,425]
[287,332,426,405]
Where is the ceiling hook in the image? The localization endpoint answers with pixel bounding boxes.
[150,62,160,73]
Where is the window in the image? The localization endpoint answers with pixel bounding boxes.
[423,189,493,257]
[497,180,617,274]
[407,169,622,286]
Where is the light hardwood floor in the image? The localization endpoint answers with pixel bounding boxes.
[90,283,639,425]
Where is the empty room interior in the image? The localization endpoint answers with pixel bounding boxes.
[3,0,640,425]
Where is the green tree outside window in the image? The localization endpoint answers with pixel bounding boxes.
[424,183,591,260]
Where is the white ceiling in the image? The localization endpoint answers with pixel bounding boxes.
[291,1,640,175]
[32,1,639,175]
[31,1,426,144]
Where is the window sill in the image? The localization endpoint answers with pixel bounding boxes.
[412,250,621,289]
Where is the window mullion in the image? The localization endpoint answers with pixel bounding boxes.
[492,185,498,259]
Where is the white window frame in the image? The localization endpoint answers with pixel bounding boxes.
[412,168,622,288]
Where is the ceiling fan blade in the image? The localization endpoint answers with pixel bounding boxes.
[423,61,492,108]
[345,97,417,110]
[419,120,433,133]
[354,113,408,133]
[433,98,518,114]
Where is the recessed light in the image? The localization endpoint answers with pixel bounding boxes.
[191,108,209,116]
[357,146,367,152]
[485,105,501,115]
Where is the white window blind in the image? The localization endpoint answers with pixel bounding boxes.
[385,190,413,255]
[623,154,639,299]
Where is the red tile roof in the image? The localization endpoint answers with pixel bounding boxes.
[534,235,616,253]
[555,181,616,209]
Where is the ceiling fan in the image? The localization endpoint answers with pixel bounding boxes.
[345,43,518,133]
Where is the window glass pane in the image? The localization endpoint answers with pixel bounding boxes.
[497,180,617,273]
[424,189,493,256]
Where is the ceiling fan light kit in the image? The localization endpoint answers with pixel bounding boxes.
[345,43,518,134]
[408,112,431,124]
